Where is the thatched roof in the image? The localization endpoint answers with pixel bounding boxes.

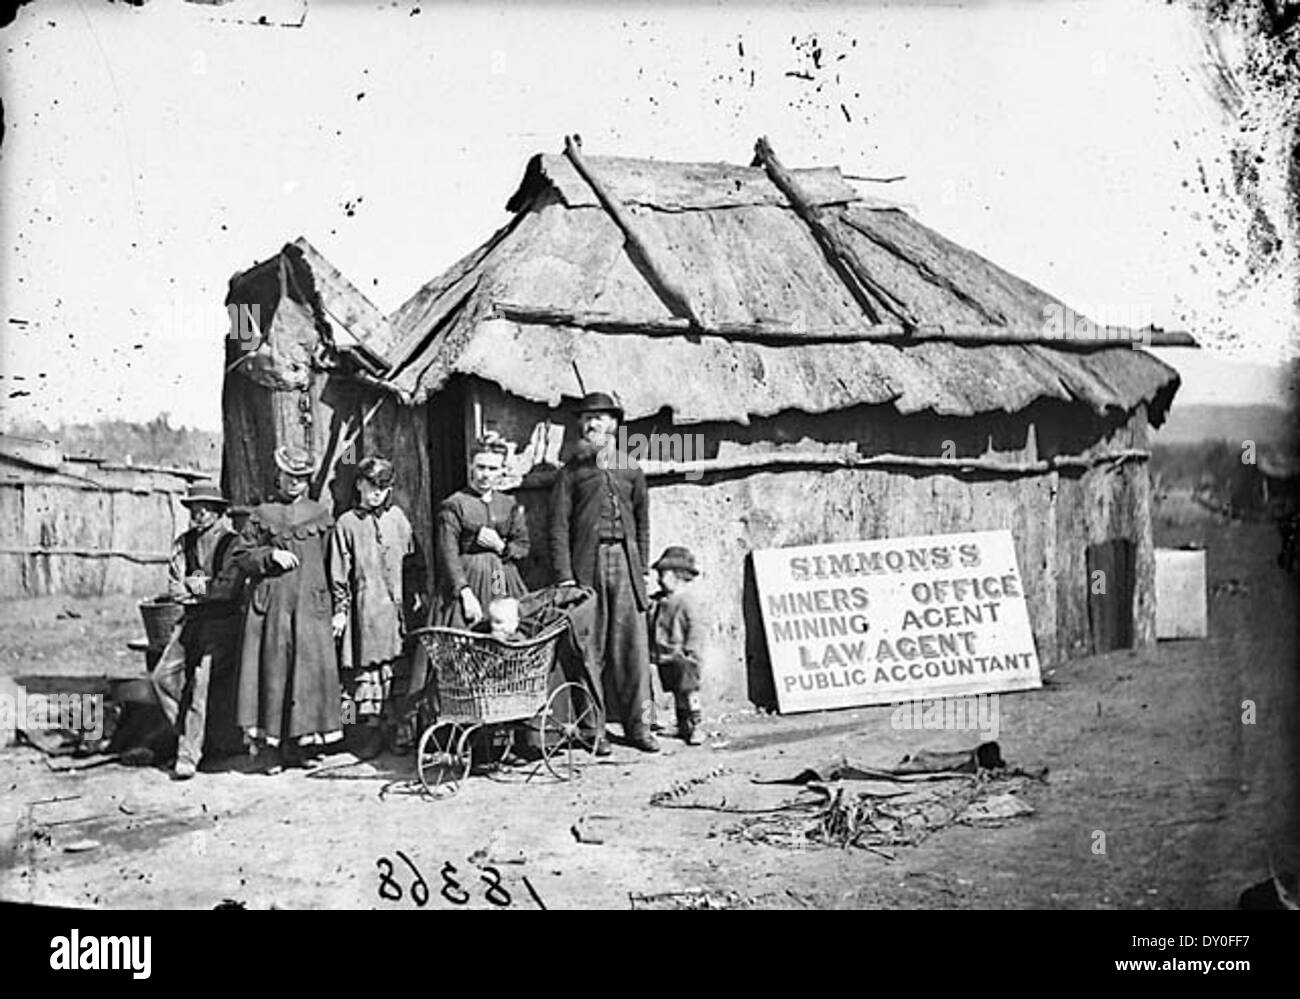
[378,147,1179,425]
[444,322,1177,425]
[225,237,397,390]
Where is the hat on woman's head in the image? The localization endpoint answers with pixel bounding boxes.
[273,445,316,477]
[652,546,698,577]
[574,392,624,421]
[179,480,229,508]
[356,455,395,488]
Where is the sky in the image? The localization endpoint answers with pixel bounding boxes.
[1,0,1296,431]
[1148,347,1295,409]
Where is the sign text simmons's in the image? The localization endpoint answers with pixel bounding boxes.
[754,531,1041,712]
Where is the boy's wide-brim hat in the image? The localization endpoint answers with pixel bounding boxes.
[179,481,229,508]
[652,545,698,576]
[273,445,316,477]
[574,392,624,420]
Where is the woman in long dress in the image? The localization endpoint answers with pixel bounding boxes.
[431,433,529,628]
[416,434,531,760]
[226,445,342,772]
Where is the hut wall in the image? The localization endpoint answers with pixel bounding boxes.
[0,483,24,597]
[222,285,355,508]
[222,368,436,601]
[1050,405,1156,658]
[643,467,1064,707]
[0,472,188,600]
[361,393,434,579]
[220,371,1154,711]
[221,367,280,509]
[469,382,1156,711]
[222,370,335,508]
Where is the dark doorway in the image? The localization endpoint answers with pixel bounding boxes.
[1086,539,1136,653]
[742,553,778,711]
[426,377,468,511]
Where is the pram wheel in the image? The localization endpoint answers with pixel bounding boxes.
[416,721,474,797]
[538,682,602,782]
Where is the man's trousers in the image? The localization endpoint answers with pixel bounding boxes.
[588,543,653,737]
[150,613,241,766]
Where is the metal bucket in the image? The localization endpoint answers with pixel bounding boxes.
[138,599,184,648]
[110,676,160,705]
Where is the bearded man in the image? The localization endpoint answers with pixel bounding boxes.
[549,392,659,754]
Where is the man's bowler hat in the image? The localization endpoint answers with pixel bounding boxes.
[574,392,624,421]
[179,481,229,509]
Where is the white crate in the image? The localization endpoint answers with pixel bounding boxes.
[1155,548,1208,639]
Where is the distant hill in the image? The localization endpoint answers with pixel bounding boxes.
[1155,403,1296,447]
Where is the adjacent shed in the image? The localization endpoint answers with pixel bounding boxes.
[220,141,1181,710]
[0,435,209,599]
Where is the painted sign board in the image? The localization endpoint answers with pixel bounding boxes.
[753,529,1042,713]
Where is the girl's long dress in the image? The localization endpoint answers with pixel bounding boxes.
[230,497,342,747]
[431,489,529,629]
[329,505,425,719]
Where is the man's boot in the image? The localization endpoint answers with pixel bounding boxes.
[626,725,660,753]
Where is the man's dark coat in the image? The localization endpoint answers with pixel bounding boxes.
[548,444,650,610]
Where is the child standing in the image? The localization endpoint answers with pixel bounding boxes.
[649,546,708,746]
[329,456,426,759]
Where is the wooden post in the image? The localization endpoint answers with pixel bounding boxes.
[318,394,388,494]
[754,136,920,332]
[563,135,703,328]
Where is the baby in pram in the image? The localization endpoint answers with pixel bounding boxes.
[474,597,526,643]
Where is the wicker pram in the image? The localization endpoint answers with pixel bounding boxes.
[409,584,601,795]
[421,621,568,725]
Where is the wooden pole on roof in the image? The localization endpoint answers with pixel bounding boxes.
[513,446,1152,487]
[754,136,921,332]
[562,135,703,329]
[490,301,1159,347]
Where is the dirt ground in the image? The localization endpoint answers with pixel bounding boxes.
[1,518,1296,910]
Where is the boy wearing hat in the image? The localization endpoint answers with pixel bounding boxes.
[150,481,244,779]
[649,546,709,746]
